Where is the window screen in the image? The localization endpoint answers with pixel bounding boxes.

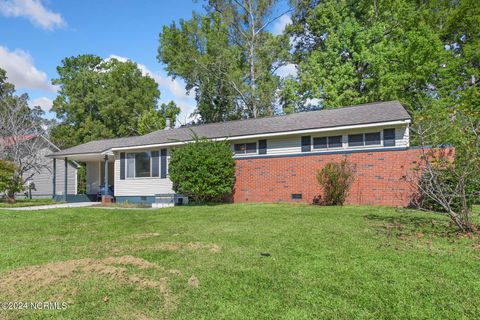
[348,134,364,147]
[135,152,151,177]
[365,132,381,146]
[328,135,343,148]
[246,142,257,153]
[234,143,257,154]
[301,136,311,152]
[234,144,246,154]
[126,153,135,178]
[313,137,327,149]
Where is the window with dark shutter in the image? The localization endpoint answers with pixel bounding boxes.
[348,134,364,147]
[365,132,381,146]
[120,152,125,180]
[151,151,159,177]
[328,135,343,148]
[301,136,311,152]
[313,137,327,149]
[160,149,167,178]
[258,139,267,154]
[383,128,396,146]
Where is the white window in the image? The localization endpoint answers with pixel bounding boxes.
[234,142,257,154]
[126,152,152,178]
[348,132,381,147]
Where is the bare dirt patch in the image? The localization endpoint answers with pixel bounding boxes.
[188,275,199,288]
[0,256,175,308]
[106,239,221,256]
[132,232,161,240]
[152,241,221,253]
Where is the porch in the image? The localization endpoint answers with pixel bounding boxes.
[51,153,115,203]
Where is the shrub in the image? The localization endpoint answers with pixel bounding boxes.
[0,160,24,203]
[316,158,355,205]
[168,138,236,203]
[417,167,480,213]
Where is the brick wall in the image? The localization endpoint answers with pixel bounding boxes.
[233,148,429,207]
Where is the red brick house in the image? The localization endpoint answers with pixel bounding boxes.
[49,101,421,206]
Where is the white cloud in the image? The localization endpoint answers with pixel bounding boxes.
[30,96,52,111]
[276,63,297,78]
[272,14,291,35]
[0,0,65,30]
[0,46,57,92]
[107,55,197,124]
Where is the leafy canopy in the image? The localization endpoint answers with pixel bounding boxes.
[158,1,290,123]
[285,0,478,119]
[50,55,179,148]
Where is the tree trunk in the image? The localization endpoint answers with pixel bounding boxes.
[248,0,257,118]
[6,192,16,204]
[448,210,477,234]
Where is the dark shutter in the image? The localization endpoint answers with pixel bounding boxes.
[258,139,267,154]
[383,129,396,146]
[160,149,167,178]
[301,136,311,152]
[120,152,125,180]
[151,151,159,177]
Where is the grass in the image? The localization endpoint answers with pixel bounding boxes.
[0,203,479,319]
[0,197,59,208]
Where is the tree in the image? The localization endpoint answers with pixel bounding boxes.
[411,83,480,233]
[137,101,181,134]
[158,1,290,122]
[0,160,22,203]
[50,55,161,148]
[0,68,49,202]
[168,137,236,203]
[285,0,471,116]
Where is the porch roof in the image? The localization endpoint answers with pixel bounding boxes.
[49,100,410,158]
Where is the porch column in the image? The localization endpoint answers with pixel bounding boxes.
[104,155,109,196]
[64,157,68,202]
[52,158,56,199]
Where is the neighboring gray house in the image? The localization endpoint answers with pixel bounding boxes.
[9,135,78,199]
[48,101,412,205]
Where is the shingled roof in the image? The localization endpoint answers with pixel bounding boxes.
[51,100,410,157]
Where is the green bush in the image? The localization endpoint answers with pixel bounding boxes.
[316,158,355,205]
[168,138,236,203]
[0,160,24,203]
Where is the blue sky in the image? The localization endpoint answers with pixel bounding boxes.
[0,0,293,123]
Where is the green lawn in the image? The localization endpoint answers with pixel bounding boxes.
[0,203,479,319]
[0,198,58,208]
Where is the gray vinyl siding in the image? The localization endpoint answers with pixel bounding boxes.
[113,150,174,197]
[22,147,77,197]
[232,124,409,157]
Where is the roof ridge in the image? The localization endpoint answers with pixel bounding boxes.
[148,100,400,135]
